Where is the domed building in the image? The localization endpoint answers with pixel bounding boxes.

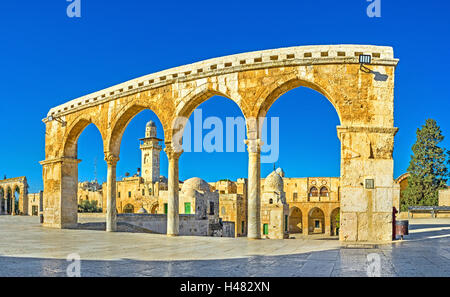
[264,171,284,193]
[260,170,289,239]
[182,177,211,193]
[177,177,219,221]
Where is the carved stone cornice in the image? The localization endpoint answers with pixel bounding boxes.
[40,157,81,166]
[337,126,399,140]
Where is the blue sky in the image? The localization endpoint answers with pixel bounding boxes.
[0,0,449,192]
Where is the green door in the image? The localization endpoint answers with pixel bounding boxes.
[184,202,191,214]
[164,203,168,214]
[263,224,269,235]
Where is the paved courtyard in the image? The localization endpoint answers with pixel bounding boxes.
[0,215,449,277]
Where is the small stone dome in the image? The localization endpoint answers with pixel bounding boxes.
[264,171,284,193]
[182,177,211,193]
[137,207,147,214]
[275,167,285,177]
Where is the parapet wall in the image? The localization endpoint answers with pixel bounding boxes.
[117,214,209,236]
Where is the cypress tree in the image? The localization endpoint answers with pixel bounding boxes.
[401,119,449,211]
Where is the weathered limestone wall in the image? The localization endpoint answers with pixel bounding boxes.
[117,214,208,236]
[78,184,103,209]
[219,193,247,237]
[27,192,42,216]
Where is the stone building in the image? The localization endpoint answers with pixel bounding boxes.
[28,191,43,216]
[439,189,450,206]
[211,179,248,237]
[78,181,104,209]
[210,171,341,238]
[281,175,341,236]
[261,169,289,239]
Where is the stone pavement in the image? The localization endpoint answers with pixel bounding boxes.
[0,216,449,277]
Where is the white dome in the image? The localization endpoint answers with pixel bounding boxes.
[264,171,284,193]
[137,207,147,214]
[182,177,211,193]
[275,167,285,177]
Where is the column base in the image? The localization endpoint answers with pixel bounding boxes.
[167,234,178,237]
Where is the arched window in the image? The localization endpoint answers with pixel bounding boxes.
[269,198,273,204]
[123,204,134,213]
[309,187,318,197]
[320,187,329,197]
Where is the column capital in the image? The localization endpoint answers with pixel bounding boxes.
[105,153,120,166]
[245,138,263,154]
[164,143,183,160]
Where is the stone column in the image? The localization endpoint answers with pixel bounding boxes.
[302,211,309,235]
[324,212,331,236]
[105,154,119,232]
[245,138,262,239]
[11,191,15,216]
[165,145,182,236]
[0,192,4,214]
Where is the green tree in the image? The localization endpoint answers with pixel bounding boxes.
[78,200,102,213]
[401,119,449,211]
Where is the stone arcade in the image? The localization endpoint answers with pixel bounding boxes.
[41,45,399,242]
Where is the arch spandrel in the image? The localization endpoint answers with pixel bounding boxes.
[252,63,396,128]
[173,81,248,143]
[62,114,107,159]
[44,106,109,160]
[106,88,176,156]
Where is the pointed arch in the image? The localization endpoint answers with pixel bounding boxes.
[308,207,325,234]
[257,77,342,124]
[173,83,248,155]
[107,103,167,157]
[63,115,106,158]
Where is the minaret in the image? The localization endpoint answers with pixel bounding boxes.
[140,121,162,183]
